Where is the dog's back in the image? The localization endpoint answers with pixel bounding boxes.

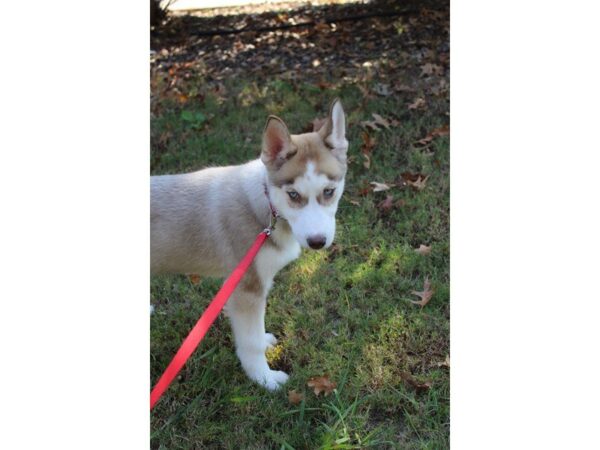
[151,161,269,276]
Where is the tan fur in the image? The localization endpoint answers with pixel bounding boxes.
[267,133,346,187]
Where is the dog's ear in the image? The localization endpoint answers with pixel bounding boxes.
[261,116,296,168]
[319,98,348,163]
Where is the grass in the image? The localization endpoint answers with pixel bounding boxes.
[150,77,449,449]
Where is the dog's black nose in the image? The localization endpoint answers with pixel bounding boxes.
[307,235,326,249]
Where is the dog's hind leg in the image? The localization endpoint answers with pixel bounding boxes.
[226,288,288,391]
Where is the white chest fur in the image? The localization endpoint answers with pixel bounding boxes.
[254,232,301,292]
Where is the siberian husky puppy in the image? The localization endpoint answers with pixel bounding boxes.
[151,99,348,390]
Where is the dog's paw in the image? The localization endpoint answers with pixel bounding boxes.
[257,369,289,391]
[264,332,278,349]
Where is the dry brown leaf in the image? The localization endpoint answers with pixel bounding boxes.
[361,113,396,131]
[414,244,432,256]
[401,172,429,191]
[416,136,433,146]
[370,181,392,192]
[361,132,376,169]
[371,113,390,130]
[408,98,426,110]
[314,22,330,32]
[288,390,305,405]
[431,124,449,137]
[188,274,201,285]
[437,355,450,369]
[410,277,434,307]
[307,375,336,396]
[416,125,449,146]
[357,185,371,196]
[362,153,371,169]
[393,82,415,93]
[421,63,444,77]
[360,120,378,131]
[408,176,428,190]
[401,372,432,393]
[157,131,172,146]
[357,84,372,100]
[317,81,334,90]
[377,195,394,212]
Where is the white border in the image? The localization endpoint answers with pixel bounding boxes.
[452,1,600,447]
[1,1,149,448]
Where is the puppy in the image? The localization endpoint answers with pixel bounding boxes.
[151,99,348,390]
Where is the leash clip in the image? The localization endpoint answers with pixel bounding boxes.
[264,210,279,236]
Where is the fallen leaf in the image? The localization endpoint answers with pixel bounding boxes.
[317,80,334,90]
[408,176,428,190]
[362,154,371,169]
[414,244,432,256]
[416,135,434,146]
[377,195,394,212]
[401,372,432,393]
[416,125,449,145]
[360,120,378,131]
[431,124,449,137]
[431,79,450,96]
[437,355,450,369]
[361,113,395,131]
[349,199,360,206]
[288,390,304,405]
[371,113,390,130]
[307,375,336,396]
[401,172,429,191]
[408,98,426,110]
[410,277,434,307]
[361,131,376,169]
[393,82,415,92]
[357,84,372,100]
[314,22,330,32]
[157,131,172,146]
[357,185,371,196]
[420,63,444,77]
[188,274,201,285]
[370,181,392,192]
[328,242,343,258]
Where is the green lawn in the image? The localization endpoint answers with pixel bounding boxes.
[150,77,449,449]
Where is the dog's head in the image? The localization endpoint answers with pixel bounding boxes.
[261,99,348,250]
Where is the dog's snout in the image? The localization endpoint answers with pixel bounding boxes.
[307,235,326,249]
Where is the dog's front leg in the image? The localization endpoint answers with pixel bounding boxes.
[226,289,288,390]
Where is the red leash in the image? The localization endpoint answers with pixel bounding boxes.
[150,230,270,410]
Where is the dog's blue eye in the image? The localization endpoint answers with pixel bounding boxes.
[323,188,335,198]
[287,191,300,201]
